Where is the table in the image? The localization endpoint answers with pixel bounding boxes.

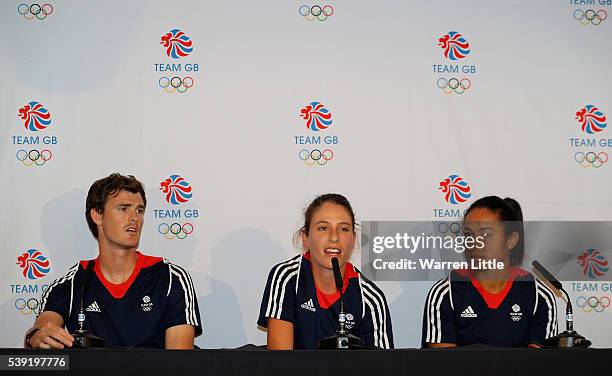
[0,347,608,376]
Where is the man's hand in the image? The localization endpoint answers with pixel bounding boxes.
[26,311,74,349]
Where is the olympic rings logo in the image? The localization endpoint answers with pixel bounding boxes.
[298,149,334,166]
[299,5,334,21]
[158,222,194,239]
[17,3,53,20]
[16,149,52,167]
[574,151,608,168]
[437,222,462,235]
[573,9,607,25]
[158,76,195,93]
[437,78,471,95]
[15,298,41,315]
[576,295,610,313]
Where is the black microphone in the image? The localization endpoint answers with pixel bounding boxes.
[77,260,96,327]
[532,260,572,330]
[531,260,590,348]
[318,257,365,349]
[72,260,105,348]
[332,257,343,291]
[331,257,346,335]
[532,260,563,290]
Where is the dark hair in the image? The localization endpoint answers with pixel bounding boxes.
[464,196,524,266]
[299,193,356,236]
[85,173,146,239]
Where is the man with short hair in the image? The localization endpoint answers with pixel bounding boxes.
[24,173,202,349]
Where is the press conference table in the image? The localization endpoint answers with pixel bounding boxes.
[1,347,609,376]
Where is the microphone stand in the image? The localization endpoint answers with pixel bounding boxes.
[72,260,106,348]
[319,258,365,349]
[532,261,591,348]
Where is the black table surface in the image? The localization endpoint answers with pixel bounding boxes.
[1,347,609,376]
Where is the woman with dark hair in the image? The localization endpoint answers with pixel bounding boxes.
[258,193,393,349]
[422,196,558,348]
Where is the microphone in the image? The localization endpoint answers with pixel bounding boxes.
[332,257,343,292]
[319,257,366,349]
[532,261,563,290]
[531,260,590,348]
[77,260,96,331]
[532,261,572,331]
[72,260,105,348]
[331,258,347,335]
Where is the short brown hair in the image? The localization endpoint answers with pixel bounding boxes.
[85,173,146,239]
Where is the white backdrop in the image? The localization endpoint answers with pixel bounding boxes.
[1,0,611,348]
